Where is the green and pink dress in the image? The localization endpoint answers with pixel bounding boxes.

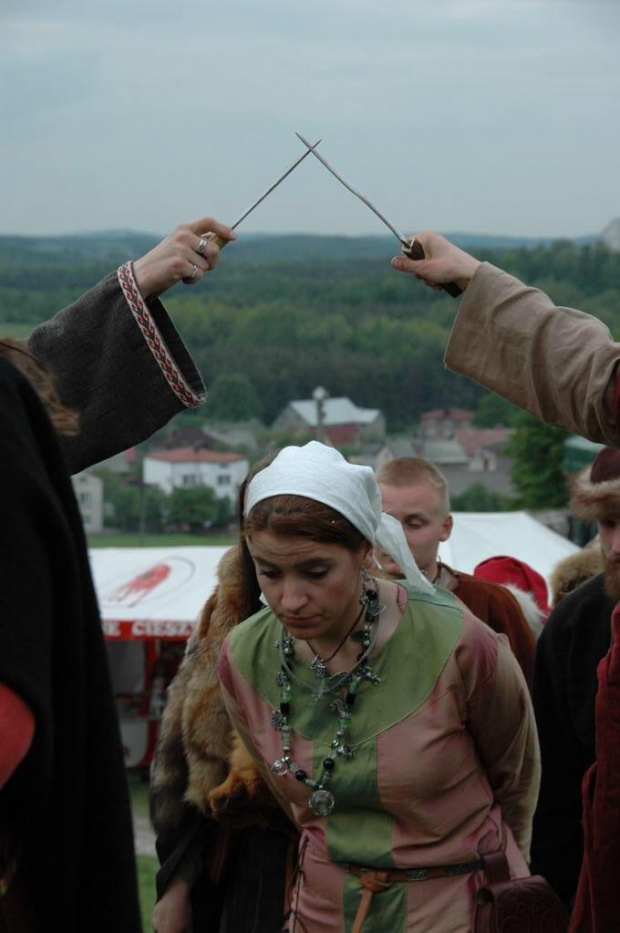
[219,585,540,932]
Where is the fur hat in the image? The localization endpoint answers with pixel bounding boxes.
[571,447,620,521]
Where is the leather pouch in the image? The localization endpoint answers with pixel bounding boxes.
[474,851,569,933]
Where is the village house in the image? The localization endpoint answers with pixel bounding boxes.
[143,447,249,504]
[71,471,104,533]
[273,394,385,447]
[419,407,474,439]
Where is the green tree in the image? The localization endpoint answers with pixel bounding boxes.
[205,374,263,422]
[143,485,168,532]
[473,393,521,428]
[214,496,233,529]
[167,486,218,531]
[108,485,141,531]
[98,477,167,532]
[451,483,517,512]
[505,412,570,508]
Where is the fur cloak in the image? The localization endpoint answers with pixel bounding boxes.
[150,544,289,890]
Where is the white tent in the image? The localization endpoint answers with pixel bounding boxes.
[439,511,579,593]
[88,546,230,640]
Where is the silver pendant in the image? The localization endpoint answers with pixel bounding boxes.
[330,698,351,719]
[360,667,381,685]
[309,788,335,816]
[271,757,289,777]
[271,709,287,729]
[310,656,328,679]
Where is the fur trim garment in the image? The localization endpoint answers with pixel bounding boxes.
[571,448,620,521]
[550,543,604,608]
[503,585,546,639]
[150,546,279,849]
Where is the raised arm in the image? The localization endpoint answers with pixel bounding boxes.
[27,217,236,473]
[392,231,620,446]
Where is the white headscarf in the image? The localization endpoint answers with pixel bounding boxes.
[244,441,434,594]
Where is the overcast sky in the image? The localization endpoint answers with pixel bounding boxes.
[1,0,618,238]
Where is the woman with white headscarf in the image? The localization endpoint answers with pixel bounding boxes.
[217,441,540,932]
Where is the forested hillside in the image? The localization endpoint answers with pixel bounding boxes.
[1,233,619,429]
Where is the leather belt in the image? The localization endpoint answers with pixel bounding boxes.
[345,857,485,933]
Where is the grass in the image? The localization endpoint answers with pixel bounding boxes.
[130,774,157,932]
[129,771,151,820]
[88,532,235,548]
[137,855,158,932]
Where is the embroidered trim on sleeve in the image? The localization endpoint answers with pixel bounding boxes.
[117,262,204,409]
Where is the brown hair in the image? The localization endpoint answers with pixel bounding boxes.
[376,457,450,514]
[244,494,367,553]
[0,338,78,436]
[234,452,280,615]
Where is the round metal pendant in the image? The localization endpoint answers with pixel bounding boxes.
[309,788,336,816]
[271,758,289,777]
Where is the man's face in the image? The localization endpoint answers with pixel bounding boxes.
[598,516,620,601]
[379,481,453,577]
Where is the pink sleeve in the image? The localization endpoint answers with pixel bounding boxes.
[217,638,237,697]
[0,684,35,789]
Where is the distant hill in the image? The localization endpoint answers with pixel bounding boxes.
[1,225,619,429]
[0,229,601,268]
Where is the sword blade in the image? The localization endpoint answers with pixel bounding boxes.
[231,139,322,230]
[295,132,409,247]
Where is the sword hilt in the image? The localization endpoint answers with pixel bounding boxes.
[402,238,463,298]
[204,232,230,249]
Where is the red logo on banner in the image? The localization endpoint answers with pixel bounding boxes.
[106,563,171,606]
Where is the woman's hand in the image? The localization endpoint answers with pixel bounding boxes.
[151,875,192,933]
[133,217,236,299]
[390,231,481,293]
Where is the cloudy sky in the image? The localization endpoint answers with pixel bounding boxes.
[1,0,618,238]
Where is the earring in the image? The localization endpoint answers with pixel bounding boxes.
[360,568,378,602]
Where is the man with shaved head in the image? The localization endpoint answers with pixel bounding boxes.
[377,457,536,686]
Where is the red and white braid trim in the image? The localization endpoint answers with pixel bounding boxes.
[117,262,204,409]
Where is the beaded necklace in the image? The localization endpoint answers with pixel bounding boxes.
[270,580,384,817]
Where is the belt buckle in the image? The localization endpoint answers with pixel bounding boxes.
[406,868,428,881]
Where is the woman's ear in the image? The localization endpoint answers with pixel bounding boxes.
[360,544,374,570]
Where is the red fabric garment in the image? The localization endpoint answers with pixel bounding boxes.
[473,555,551,617]
[449,570,537,689]
[0,684,35,789]
[569,603,620,932]
[613,372,620,426]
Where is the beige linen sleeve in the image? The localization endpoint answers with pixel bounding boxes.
[457,616,541,862]
[444,262,620,446]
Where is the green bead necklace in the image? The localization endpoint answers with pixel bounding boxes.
[270,581,383,817]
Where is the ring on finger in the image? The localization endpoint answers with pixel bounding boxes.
[196,236,209,256]
[190,264,199,279]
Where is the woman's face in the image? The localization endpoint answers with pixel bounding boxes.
[247,531,370,643]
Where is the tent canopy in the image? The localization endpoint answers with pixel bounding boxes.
[439,511,578,595]
[90,514,578,639]
[89,546,230,640]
